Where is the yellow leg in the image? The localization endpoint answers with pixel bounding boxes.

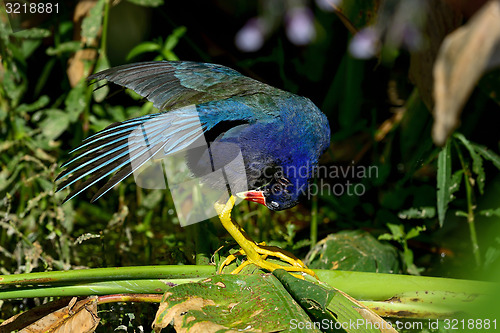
[214,195,317,278]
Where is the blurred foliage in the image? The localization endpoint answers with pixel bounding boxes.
[1,0,500,330]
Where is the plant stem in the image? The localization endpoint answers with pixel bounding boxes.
[100,0,110,57]
[0,265,214,286]
[310,178,318,249]
[0,267,493,320]
[0,279,187,299]
[454,141,481,266]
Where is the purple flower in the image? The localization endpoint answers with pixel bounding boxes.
[315,0,341,12]
[286,7,316,46]
[235,18,266,52]
[349,27,379,59]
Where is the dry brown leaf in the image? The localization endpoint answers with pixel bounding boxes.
[67,49,97,87]
[409,0,463,111]
[0,298,74,332]
[67,0,99,87]
[432,0,500,145]
[18,296,100,333]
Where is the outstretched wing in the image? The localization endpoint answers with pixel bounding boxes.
[57,61,279,202]
[88,61,272,111]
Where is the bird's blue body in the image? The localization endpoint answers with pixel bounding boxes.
[57,61,330,211]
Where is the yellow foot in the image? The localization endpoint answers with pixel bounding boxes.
[218,242,317,278]
[214,196,317,279]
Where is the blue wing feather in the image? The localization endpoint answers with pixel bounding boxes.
[57,61,282,202]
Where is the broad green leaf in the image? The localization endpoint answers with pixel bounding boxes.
[398,207,435,219]
[437,140,451,227]
[387,223,404,240]
[306,231,400,274]
[405,226,426,240]
[472,143,500,170]
[34,58,57,97]
[126,42,161,61]
[81,0,105,46]
[454,133,485,194]
[153,274,316,332]
[65,81,87,122]
[339,56,364,131]
[37,177,54,192]
[449,169,464,199]
[39,109,70,140]
[484,245,500,267]
[403,248,424,275]
[92,54,110,102]
[126,0,164,7]
[21,39,42,58]
[274,270,397,333]
[13,28,51,39]
[163,26,186,60]
[3,62,27,107]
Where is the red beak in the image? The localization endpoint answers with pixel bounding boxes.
[237,190,266,206]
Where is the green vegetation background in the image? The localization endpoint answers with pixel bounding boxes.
[1,0,500,329]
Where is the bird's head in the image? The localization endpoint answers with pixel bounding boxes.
[237,166,310,211]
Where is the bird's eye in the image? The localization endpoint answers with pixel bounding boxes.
[270,201,279,209]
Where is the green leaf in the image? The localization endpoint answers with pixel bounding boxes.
[39,109,70,140]
[306,230,400,274]
[472,143,500,170]
[377,233,394,241]
[153,274,316,332]
[92,54,110,102]
[449,169,464,200]
[437,140,451,227]
[3,62,27,106]
[21,39,42,58]
[454,133,485,194]
[402,246,419,275]
[405,225,426,240]
[65,81,87,122]
[479,208,500,218]
[46,41,81,56]
[13,28,51,39]
[162,26,186,61]
[16,95,50,113]
[274,270,397,333]
[125,0,164,7]
[126,41,161,61]
[387,223,404,240]
[484,244,500,267]
[81,0,105,46]
[398,207,436,219]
